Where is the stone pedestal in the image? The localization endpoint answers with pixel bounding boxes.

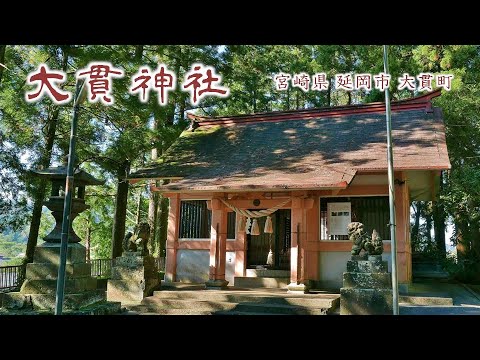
[2,243,107,311]
[107,252,159,303]
[287,282,309,294]
[205,279,229,290]
[340,255,393,315]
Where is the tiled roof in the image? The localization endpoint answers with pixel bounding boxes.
[130,91,450,191]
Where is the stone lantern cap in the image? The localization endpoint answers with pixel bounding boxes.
[32,166,105,186]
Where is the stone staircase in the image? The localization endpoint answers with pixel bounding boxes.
[127,287,339,315]
[412,260,450,281]
[233,269,290,289]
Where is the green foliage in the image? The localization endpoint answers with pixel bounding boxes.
[0,228,27,264]
[442,252,480,284]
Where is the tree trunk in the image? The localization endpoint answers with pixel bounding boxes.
[425,204,433,254]
[433,203,446,257]
[327,78,332,106]
[0,45,6,86]
[433,171,447,257]
[85,221,91,261]
[25,109,60,263]
[148,114,160,256]
[179,96,186,122]
[136,189,142,224]
[25,46,69,263]
[455,213,468,261]
[134,45,143,62]
[158,195,169,258]
[148,187,159,256]
[471,223,480,259]
[411,202,421,252]
[111,161,130,259]
[286,87,290,110]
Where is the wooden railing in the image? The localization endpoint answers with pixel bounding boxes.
[0,264,26,292]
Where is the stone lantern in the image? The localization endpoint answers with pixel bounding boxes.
[2,163,121,313]
[34,164,104,244]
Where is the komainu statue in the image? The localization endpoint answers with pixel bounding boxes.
[123,222,150,256]
[347,222,383,256]
[364,229,383,255]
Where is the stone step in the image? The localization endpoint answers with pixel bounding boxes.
[141,298,238,311]
[137,298,331,315]
[234,277,289,289]
[413,271,450,279]
[399,295,453,306]
[231,302,330,315]
[213,311,289,315]
[245,269,290,278]
[3,290,107,310]
[128,305,213,315]
[0,301,122,315]
[340,288,393,315]
[107,280,145,303]
[343,272,391,289]
[152,290,339,308]
[20,277,97,294]
[346,260,388,273]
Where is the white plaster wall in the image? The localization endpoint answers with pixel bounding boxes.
[319,250,392,289]
[175,250,236,284]
[176,250,209,283]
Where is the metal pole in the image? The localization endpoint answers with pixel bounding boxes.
[383,45,399,315]
[54,81,85,315]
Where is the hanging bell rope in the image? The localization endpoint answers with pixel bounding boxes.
[220,198,290,235]
[266,234,274,266]
[219,198,291,218]
[251,219,260,236]
[238,215,246,233]
[264,216,273,234]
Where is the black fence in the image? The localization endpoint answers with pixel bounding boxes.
[156,257,165,272]
[0,256,166,292]
[0,264,26,292]
[89,258,114,278]
[88,256,166,278]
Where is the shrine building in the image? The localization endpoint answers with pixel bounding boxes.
[129,90,450,292]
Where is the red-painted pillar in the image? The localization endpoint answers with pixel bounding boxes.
[206,198,229,289]
[395,172,412,285]
[235,212,247,277]
[287,197,312,293]
[165,194,180,283]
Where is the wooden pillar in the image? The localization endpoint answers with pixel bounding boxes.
[305,197,319,282]
[165,194,180,282]
[287,197,311,293]
[395,172,412,284]
[205,198,229,289]
[235,212,247,277]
